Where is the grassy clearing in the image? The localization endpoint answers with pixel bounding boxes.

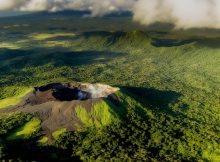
[38,136,49,144]
[0,87,32,109]
[0,112,33,135]
[75,105,94,127]
[52,128,67,140]
[7,118,41,140]
[0,43,20,49]
[91,101,118,126]
[75,101,118,128]
[30,33,77,40]
[44,41,68,47]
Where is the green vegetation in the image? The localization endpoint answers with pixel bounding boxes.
[38,136,49,144]
[52,128,67,140]
[0,87,32,109]
[0,112,33,135]
[91,101,118,126]
[75,105,94,127]
[75,101,119,128]
[0,42,20,49]
[51,91,220,162]
[30,32,77,40]
[7,117,41,140]
[0,13,220,161]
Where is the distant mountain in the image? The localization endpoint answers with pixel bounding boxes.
[40,10,132,17]
[0,11,31,17]
[0,10,132,18]
[37,10,91,17]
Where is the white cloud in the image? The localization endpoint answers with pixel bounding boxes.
[133,0,220,29]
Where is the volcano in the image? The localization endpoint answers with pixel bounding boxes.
[2,82,120,135]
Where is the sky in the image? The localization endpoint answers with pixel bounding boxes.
[1,0,220,29]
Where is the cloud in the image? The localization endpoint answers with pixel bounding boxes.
[64,0,135,16]
[1,0,220,29]
[0,0,134,15]
[133,0,220,29]
[0,0,21,10]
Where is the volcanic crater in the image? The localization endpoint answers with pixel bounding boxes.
[2,82,120,134]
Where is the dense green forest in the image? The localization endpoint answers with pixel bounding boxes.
[0,13,220,161]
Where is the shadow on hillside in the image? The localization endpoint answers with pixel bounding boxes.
[120,86,182,117]
[82,31,112,38]
[104,94,127,120]
[151,38,194,47]
[0,47,125,73]
[196,38,220,48]
[45,35,80,41]
[1,138,81,162]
